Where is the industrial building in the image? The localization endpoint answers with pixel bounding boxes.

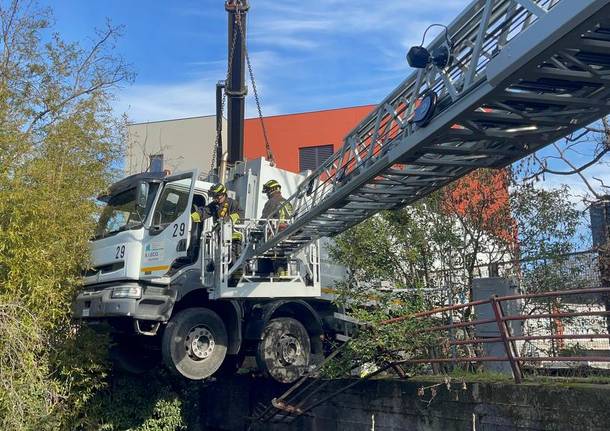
[125,105,375,176]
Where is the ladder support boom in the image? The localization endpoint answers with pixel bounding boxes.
[246,0,610,260]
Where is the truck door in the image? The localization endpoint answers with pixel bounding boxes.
[140,170,197,278]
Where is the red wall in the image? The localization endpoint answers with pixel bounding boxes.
[244,105,375,172]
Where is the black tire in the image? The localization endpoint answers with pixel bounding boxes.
[110,334,159,374]
[162,308,228,380]
[256,317,311,384]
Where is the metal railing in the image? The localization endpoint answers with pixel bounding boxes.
[248,286,610,426]
[383,287,610,383]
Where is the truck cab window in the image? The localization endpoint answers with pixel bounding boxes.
[153,183,190,229]
[95,184,158,239]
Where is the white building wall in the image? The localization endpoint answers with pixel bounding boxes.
[125,115,226,176]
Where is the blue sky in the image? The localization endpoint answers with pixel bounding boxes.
[43,0,609,204]
[44,0,466,121]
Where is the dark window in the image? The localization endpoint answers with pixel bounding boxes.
[149,154,164,173]
[152,182,190,227]
[299,145,334,172]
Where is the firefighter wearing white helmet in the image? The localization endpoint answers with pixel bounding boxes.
[262,179,293,221]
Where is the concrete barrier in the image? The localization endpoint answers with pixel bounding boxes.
[200,376,610,431]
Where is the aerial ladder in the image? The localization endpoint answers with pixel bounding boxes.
[244,0,610,260]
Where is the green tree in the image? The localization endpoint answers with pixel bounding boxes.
[328,169,586,374]
[519,119,610,334]
[0,1,132,428]
[509,182,587,356]
[331,170,515,309]
[328,171,512,375]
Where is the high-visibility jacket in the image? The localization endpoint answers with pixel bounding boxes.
[262,192,293,221]
[195,197,243,240]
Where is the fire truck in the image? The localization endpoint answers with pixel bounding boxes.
[74,0,610,383]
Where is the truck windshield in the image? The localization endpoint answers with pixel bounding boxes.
[95,185,157,239]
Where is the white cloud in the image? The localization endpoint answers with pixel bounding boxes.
[113,41,289,123]
[246,0,465,55]
[115,79,218,123]
[114,75,282,124]
[250,35,320,50]
[251,19,331,34]
[117,1,472,121]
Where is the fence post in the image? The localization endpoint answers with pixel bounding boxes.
[590,196,610,334]
[491,295,523,383]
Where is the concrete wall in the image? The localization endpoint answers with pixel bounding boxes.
[200,376,610,431]
[125,115,225,176]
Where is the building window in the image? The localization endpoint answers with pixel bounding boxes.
[299,145,334,172]
[149,154,164,173]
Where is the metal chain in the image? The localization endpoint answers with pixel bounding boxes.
[209,10,240,176]
[234,7,276,166]
[209,94,225,177]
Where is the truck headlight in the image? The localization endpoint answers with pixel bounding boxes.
[111,286,142,299]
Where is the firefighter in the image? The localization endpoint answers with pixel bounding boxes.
[196,183,243,281]
[261,179,293,221]
[198,183,243,232]
[261,180,292,277]
[194,183,243,245]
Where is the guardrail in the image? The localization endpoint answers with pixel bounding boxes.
[250,286,610,425]
[383,287,610,383]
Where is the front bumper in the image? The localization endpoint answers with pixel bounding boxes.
[73,282,176,321]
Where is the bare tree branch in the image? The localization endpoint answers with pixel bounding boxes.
[522,117,610,197]
[536,147,608,177]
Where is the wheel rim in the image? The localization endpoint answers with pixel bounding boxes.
[185,325,215,360]
[276,334,302,366]
[257,318,312,383]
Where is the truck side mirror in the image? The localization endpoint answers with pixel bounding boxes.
[136,181,149,210]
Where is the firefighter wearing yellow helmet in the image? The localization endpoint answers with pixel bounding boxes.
[261,179,293,221]
[193,183,243,240]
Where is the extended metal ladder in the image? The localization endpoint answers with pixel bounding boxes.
[247,0,610,260]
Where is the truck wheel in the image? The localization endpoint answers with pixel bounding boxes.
[162,308,227,380]
[256,317,311,383]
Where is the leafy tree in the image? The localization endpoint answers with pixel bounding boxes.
[520,118,610,333]
[331,169,515,306]
[328,169,516,374]
[329,167,588,373]
[509,182,588,356]
[0,1,132,428]
[74,370,199,431]
[442,169,515,290]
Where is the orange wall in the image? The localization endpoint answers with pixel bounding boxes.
[244,105,375,172]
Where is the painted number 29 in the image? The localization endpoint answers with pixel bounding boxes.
[172,222,185,237]
[115,245,126,259]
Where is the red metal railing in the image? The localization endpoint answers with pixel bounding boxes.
[381,287,610,383]
[250,286,610,425]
